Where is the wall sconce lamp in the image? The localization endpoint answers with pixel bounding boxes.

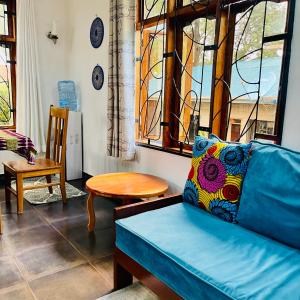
[47,21,58,44]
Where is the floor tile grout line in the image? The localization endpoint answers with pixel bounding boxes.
[0,282,35,297]
[12,237,87,282]
[31,203,115,283]
[1,223,97,290]
[11,255,39,300]
[1,186,115,296]
[45,221,115,291]
[1,180,115,298]
[0,211,50,237]
[23,261,87,284]
[0,257,23,292]
[31,204,91,260]
[91,254,115,291]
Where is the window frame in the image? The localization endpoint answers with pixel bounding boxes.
[0,0,16,129]
[135,0,296,156]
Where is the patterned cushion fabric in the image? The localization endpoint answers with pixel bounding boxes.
[183,134,252,223]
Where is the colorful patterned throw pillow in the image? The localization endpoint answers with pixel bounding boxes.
[183,134,252,223]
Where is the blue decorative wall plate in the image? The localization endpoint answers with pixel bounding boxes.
[90,17,104,48]
[92,65,104,90]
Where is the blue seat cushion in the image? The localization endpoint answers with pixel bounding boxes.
[116,203,300,300]
[237,141,300,249]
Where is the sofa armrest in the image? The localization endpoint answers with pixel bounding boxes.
[114,194,183,220]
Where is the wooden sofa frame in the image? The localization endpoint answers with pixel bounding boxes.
[113,194,183,300]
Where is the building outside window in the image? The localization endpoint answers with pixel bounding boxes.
[136,0,295,154]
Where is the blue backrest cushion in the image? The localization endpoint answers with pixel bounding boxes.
[237,141,300,249]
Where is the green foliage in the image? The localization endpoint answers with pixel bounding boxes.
[183,1,287,65]
[144,0,165,18]
[184,18,216,65]
[0,83,11,125]
[143,0,287,65]
[235,1,287,61]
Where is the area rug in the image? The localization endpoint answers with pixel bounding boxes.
[11,177,86,205]
[98,283,159,300]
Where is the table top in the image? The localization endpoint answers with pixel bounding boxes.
[86,172,169,199]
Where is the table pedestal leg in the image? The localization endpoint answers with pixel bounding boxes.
[87,193,95,232]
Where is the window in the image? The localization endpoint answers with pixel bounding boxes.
[136,0,295,155]
[0,0,16,128]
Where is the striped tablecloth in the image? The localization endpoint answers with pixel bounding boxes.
[0,130,37,164]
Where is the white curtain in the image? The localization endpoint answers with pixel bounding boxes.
[16,0,46,153]
[107,0,136,160]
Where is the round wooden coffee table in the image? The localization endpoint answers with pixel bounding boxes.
[85,172,169,232]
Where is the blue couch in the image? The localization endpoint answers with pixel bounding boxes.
[114,142,300,300]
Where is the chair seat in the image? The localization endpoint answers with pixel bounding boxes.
[3,158,62,173]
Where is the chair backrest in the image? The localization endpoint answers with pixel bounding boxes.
[45,106,69,166]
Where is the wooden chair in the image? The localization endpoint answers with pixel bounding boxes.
[3,106,69,214]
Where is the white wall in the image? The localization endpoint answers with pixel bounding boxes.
[34,0,300,193]
[66,0,110,176]
[133,148,191,192]
[282,0,300,151]
[34,0,70,129]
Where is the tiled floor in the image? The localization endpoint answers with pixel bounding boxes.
[0,179,116,300]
